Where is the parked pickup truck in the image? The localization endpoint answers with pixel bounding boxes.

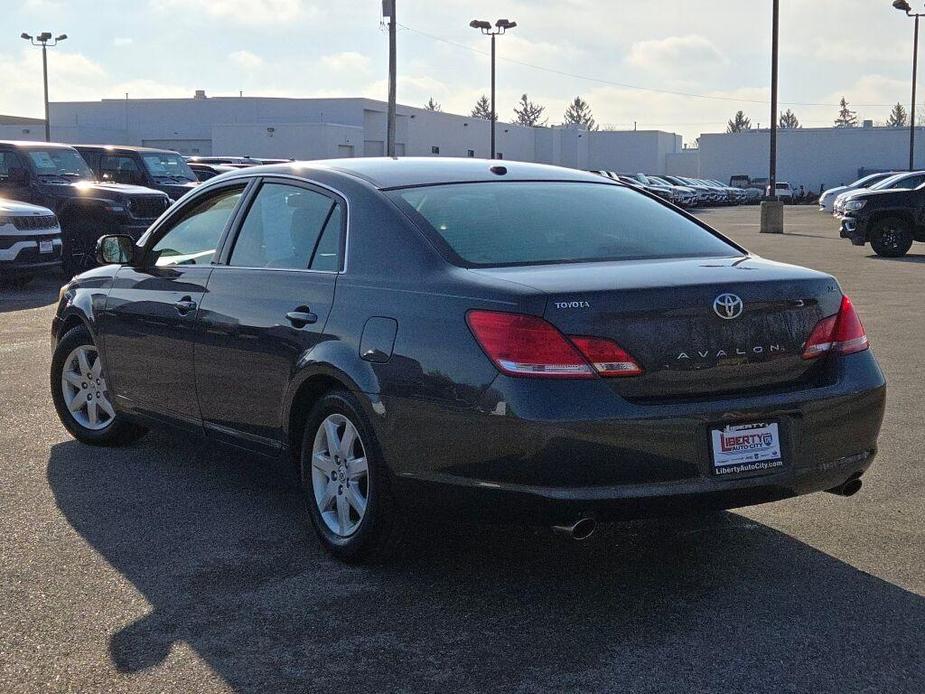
[839,182,925,257]
[0,141,171,275]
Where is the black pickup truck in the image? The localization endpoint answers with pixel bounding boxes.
[0,141,170,275]
[839,183,925,257]
[75,144,199,201]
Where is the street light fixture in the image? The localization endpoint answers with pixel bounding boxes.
[893,0,923,170]
[469,18,517,159]
[21,31,68,142]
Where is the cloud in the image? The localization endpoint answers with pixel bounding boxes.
[229,50,264,70]
[627,35,727,75]
[150,0,314,24]
[321,52,371,73]
[0,48,185,117]
[113,38,133,47]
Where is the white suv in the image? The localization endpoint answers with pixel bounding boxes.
[0,198,62,287]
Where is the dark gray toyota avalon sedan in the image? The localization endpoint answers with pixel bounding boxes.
[50,158,886,561]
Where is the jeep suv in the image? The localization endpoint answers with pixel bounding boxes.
[75,145,199,201]
[0,141,171,275]
[840,181,925,257]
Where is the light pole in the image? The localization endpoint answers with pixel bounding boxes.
[469,18,516,159]
[760,0,783,233]
[893,0,922,170]
[21,31,67,142]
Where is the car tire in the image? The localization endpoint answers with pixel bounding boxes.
[870,217,914,258]
[62,217,101,277]
[50,324,147,446]
[300,389,407,563]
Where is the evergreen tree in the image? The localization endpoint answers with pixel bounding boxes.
[779,109,800,129]
[424,97,442,112]
[726,110,752,133]
[512,93,547,127]
[834,98,858,128]
[562,96,596,130]
[470,95,497,120]
[887,102,908,128]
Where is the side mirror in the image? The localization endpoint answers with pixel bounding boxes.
[96,234,136,265]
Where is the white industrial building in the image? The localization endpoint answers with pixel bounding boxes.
[3,92,922,191]
[19,93,681,175]
[676,124,925,193]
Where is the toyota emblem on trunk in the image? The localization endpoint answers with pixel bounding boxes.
[713,293,744,319]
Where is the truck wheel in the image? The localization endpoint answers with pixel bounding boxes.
[870,217,914,258]
[62,217,101,278]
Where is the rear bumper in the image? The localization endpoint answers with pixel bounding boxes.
[381,351,886,522]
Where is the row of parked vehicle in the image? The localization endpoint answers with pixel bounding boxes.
[592,171,763,208]
[822,170,925,257]
[0,140,288,286]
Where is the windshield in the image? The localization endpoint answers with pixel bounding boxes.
[26,149,93,180]
[142,152,197,182]
[392,181,740,268]
[853,173,891,187]
[871,172,922,190]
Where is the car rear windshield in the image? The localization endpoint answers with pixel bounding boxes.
[391,181,740,267]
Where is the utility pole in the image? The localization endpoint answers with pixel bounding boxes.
[760,0,783,233]
[384,0,397,157]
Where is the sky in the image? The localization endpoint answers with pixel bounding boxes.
[0,0,922,144]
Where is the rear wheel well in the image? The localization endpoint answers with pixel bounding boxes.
[287,375,346,466]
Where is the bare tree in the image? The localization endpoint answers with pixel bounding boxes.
[562,96,596,130]
[726,110,752,133]
[512,94,547,127]
[779,109,800,129]
[834,97,858,128]
[470,95,496,120]
[887,102,908,128]
[424,97,442,112]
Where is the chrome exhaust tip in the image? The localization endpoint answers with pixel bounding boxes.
[552,517,597,541]
[826,478,863,497]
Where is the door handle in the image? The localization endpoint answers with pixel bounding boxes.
[286,306,318,327]
[175,297,198,315]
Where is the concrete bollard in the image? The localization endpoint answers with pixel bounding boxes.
[760,200,784,233]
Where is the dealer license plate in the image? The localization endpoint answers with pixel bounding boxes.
[710,422,783,476]
[39,240,54,254]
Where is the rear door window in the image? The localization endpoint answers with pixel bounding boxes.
[229,183,339,270]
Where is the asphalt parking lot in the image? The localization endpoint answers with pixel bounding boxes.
[0,205,922,693]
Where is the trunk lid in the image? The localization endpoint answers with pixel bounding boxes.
[470,256,843,401]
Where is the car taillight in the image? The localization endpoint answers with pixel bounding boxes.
[801,295,869,360]
[568,336,644,377]
[466,310,642,379]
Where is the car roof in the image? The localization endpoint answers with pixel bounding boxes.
[0,140,77,150]
[233,157,608,190]
[72,144,178,154]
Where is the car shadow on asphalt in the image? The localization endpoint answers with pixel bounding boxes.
[0,275,62,313]
[866,253,925,263]
[47,434,925,693]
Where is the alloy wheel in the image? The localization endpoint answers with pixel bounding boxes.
[311,413,369,537]
[60,344,115,431]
